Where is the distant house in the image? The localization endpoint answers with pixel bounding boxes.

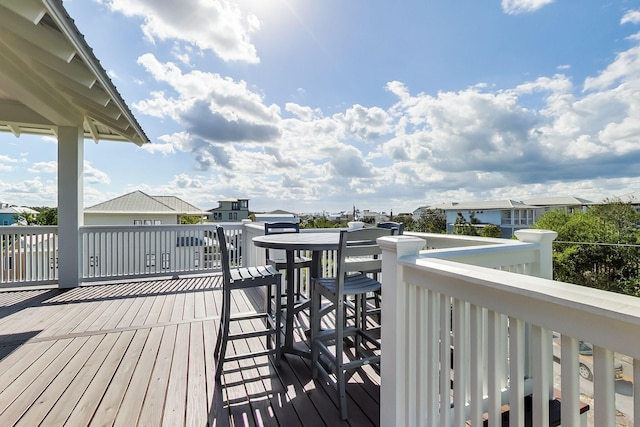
[359,209,387,223]
[0,206,39,226]
[84,190,207,225]
[524,196,593,214]
[207,198,250,222]
[412,202,456,221]
[254,210,299,224]
[442,200,538,238]
[617,192,640,213]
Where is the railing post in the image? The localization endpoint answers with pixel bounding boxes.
[241,219,253,267]
[379,235,427,427]
[514,229,557,279]
[514,229,558,407]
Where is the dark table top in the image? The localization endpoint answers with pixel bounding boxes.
[252,232,340,251]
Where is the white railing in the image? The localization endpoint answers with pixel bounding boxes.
[0,223,244,286]
[380,230,640,427]
[0,226,58,286]
[80,223,242,281]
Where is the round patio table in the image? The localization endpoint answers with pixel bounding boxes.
[253,231,340,357]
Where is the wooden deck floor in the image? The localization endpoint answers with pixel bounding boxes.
[0,275,380,426]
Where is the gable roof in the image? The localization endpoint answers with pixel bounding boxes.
[0,0,148,145]
[153,196,205,215]
[267,209,297,215]
[0,206,39,215]
[85,191,206,215]
[442,200,536,211]
[616,192,640,203]
[524,196,593,206]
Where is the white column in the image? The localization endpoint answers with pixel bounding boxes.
[57,126,84,288]
[514,229,558,279]
[379,235,426,427]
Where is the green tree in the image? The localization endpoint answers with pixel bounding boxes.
[533,202,640,295]
[14,212,37,225]
[300,216,346,229]
[413,209,446,233]
[453,213,478,236]
[396,216,415,232]
[180,215,203,224]
[33,207,58,225]
[480,224,501,238]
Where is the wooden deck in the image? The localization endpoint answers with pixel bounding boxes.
[0,275,380,426]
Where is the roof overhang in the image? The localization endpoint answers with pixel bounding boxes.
[0,0,149,145]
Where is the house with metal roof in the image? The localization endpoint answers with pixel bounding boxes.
[84,190,207,225]
[0,206,39,225]
[207,198,250,222]
[617,192,640,213]
[524,196,593,214]
[442,199,539,238]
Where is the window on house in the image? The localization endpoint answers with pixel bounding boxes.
[228,213,233,220]
[161,253,170,269]
[146,253,156,268]
[240,200,248,208]
[154,220,162,225]
[134,220,142,225]
[501,211,511,224]
[232,202,239,210]
[144,220,153,225]
[194,251,199,268]
[2,220,7,225]
[89,255,99,268]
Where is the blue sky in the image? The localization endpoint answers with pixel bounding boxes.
[2,0,640,214]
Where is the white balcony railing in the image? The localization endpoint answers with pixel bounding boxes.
[80,223,244,281]
[380,230,640,427]
[0,225,58,286]
[0,223,243,286]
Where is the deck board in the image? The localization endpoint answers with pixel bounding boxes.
[0,275,379,426]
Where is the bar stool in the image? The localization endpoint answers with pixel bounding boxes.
[310,227,390,419]
[214,226,282,380]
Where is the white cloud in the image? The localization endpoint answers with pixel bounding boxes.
[128,18,640,212]
[84,161,111,185]
[0,154,19,171]
[28,161,57,174]
[583,46,640,91]
[621,10,640,25]
[285,103,320,121]
[501,0,555,15]
[135,54,280,127]
[0,177,57,207]
[106,0,260,63]
[335,105,392,142]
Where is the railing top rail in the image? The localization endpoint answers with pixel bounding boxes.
[399,254,640,358]
[79,223,222,232]
[418,241,536,260]
[0,225,58,233]
[405,231,509,246]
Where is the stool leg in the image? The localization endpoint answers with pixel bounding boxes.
[310,281,321,378]
[335,298,348,420]
[215,289,232,380]
[273,275,282,366]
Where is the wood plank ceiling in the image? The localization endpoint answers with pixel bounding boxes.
[0,0,148,145]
